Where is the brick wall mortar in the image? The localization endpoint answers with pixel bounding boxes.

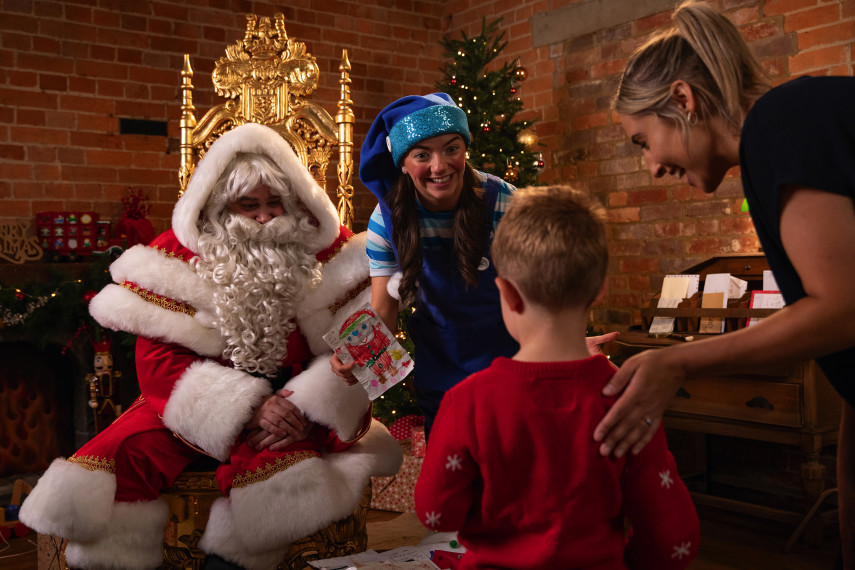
[1,0,851,333]
[1,0,449,230]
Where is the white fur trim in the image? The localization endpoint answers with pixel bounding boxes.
[228,420,399,551]
[162,360,272,461]
[172,123,340,254]
[108,244,215,310]
[64,499,168,570]
[19,458,117,542]
[387,271,402,301]
[89,284,224,357]
[284,355,371,441]
[200,498,289,570]
[296,232,372,354]
[327,418,404,479]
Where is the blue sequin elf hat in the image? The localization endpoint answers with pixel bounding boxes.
[359,93,471,202]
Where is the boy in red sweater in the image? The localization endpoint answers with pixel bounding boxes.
[414,185,700,569]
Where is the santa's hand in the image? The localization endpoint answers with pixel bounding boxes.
[246,420,314,451]
[245,390,307,448]
[330,353,359,385]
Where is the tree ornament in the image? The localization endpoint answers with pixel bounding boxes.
[516,128,538,151]
[534,152,546,175]
[504,160,519,182]
[83,290,98,305]
[435,17,540,187]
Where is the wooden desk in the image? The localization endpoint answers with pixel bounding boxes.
[615,330,840,528]
[616,254,841,536]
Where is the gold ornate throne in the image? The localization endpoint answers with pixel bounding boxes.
[178,12,356,229]
[163,13,367,570]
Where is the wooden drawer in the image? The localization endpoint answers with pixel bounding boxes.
[668,377,802,427]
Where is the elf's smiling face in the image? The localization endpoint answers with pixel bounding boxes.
[401,134,467,212]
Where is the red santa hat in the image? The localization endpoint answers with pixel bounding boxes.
[171,123,341,254]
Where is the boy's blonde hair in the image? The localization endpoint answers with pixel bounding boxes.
[492,185,608,311]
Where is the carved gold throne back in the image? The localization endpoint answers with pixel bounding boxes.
[178,13,356,229]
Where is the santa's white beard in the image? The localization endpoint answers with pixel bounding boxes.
[195,213,322,377]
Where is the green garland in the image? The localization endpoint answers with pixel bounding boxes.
[0,250,135,358]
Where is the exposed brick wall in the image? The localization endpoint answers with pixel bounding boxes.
[2,0,853,332]
[537,0,855,329]
[1,0,449,233]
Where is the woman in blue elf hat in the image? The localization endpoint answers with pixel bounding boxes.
[347,92,516,438]
[333,93,614,437]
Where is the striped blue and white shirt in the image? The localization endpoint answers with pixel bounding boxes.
[367,172,515,277]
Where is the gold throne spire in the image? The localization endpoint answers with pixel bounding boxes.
[179,13,355,229]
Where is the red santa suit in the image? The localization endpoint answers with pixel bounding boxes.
[19,123,403,570]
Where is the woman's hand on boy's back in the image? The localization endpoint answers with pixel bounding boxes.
[594,349,686,458]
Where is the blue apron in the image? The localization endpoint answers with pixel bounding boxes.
[383,174,519,392]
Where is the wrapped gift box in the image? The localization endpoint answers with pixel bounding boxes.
[38,533,67,570]
[411,425,426,457]
[371,440,423,513]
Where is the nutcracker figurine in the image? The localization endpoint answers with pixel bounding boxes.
[86,339,121,433]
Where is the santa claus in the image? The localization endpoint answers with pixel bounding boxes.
[20,123,403,570]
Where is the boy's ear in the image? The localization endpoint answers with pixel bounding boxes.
[590,279,608,308]
[495,276,524,314]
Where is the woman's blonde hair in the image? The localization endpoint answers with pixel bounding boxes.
[614,0,770,139]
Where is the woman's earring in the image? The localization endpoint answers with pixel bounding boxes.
[687,111,699,127]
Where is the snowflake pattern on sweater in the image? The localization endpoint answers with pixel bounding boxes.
[414,355,700,569]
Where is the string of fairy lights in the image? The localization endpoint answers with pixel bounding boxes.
[439,25,544,185]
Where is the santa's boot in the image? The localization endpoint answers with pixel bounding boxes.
[19,458,116,542]
[63,499,168,570]
[20,458,168,569]
[199,497,286,570]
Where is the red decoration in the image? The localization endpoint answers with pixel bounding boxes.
[15,291,25,301]
[387,414,423,441]
[510,87,517,95]
[451,76,457,85]
[412,425,426,457]
[83,290,97,305]
[115,188,156,248]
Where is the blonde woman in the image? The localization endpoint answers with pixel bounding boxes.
[598,2,855,565]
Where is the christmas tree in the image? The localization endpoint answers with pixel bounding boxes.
[436,18,543,187]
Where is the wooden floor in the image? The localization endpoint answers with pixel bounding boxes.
[0,506,839,569]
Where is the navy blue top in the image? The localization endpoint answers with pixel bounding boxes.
[740,75,855,404]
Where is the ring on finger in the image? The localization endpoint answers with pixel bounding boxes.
[642,416,653,427]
